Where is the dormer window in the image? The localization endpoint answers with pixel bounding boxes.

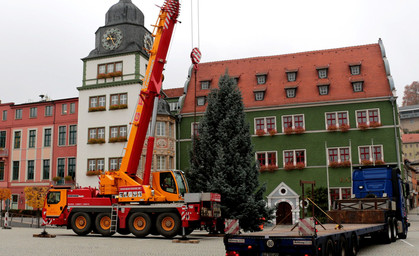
[349,64,361,75]
[317,68,328,79]
[232,76,240,84]
[200,81,210,90]
[256,74,267,85]
[286,70,298,82]
[285,87,297,98]
[352,81,364,92]
[254,91,265,101]
[318,84,330,95]
[196,96,206,106]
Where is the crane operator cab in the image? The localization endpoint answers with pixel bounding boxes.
[153,170,188,202]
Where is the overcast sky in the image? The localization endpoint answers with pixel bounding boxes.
[1,0,418,105]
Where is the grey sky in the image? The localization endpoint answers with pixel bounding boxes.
[1,0,418,105]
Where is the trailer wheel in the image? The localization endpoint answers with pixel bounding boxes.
[381,217,392,244]
[95,213,115,237]
[128,212,151,238]
[391,217,397,242]
[325,239,334,256]
[338,236,347,256]
[349,233,359,256]
[71,212,92,236]
[156,212,181,238]
[398,221,407,239]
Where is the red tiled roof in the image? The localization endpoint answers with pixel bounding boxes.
[163,88,184,98]
[181,43,393,114]
[402,134,419,143]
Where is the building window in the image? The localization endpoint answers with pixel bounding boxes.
[58,126,66,146]
[57,158,65,177]
[29,107,37,118]
[328,147,351,163]
[45,106,53,116]
[257,152,277,167]
[356,109,380,127]
[285,88,297,98]
[2,110,7,121]
[88,127,105,140]
[318,85,329,95]
[15,109,22,119]
[98,61,123,76]
[352,81,364,92]
[110,93,128,107]
[89,96,106,110]
[44,128,51,147]
[62,104,68,115]
[110,126,127,141]
[317,68,328,79]
[29,130,36,148]
[14,131,21,149]
[70,103,76,114]
[27,160,35,180]
[156,122,166,136]
[88,158,105,171]
[254,91,265,101]
[68,158,76,178]
[325,111,349,129]
[201,81,210,90]
[69,125,77,145]
[283,150,306,166]
[43,159,50,180]
[169,102,179,111]
[350,65,361,75]
[330,187,352,207]
[256,74,267,85]
[12,161,19,180]
[0,131,6,148]
[358,145,383,163]
[0,162,4,181]
[197,97,206,106]
[282,114,304,131]
[286,71,297,82]
[157,156,166,170]
[254,117,276,133]
[109,157,122,171]
[191,122,199,137]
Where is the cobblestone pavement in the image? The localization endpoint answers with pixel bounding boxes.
[0,228,225,256]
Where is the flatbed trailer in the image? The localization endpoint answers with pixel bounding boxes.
[224,222,387,256]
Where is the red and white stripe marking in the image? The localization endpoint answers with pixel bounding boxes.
[225,219,240,234]
[298,217,316,236]
[191,47,201,65]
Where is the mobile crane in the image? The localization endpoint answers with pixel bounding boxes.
[42,0,221,238]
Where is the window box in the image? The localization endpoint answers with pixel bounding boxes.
[341,161,351,167]
[375,160,385,165]
[89,106,106,112]
[259,165,268,173]
[284,127,294,135]
[52,176,62,182]
[329,161,341,168]
[361,159,373,166]
[109,104,128,110]
[256,129,266,136]
[369,121,382,128]
[268,129,277,136]
[86,170,102,176]
[64,175,73,182]
[295,162,305,170]
[358,123,369,130]
[267,164,278,172]
[97,73,107,79]
[88,138,106,144]
[109,136,127,143]
[284,163,295,171]
[294,127,305,134]
[109,71,123,77]
[339,124,350,132]
[327,124,338,132]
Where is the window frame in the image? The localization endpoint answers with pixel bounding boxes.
[44,128,52,147]
[358,145,384,163]
[45,106,53,117]
[110,93,128,107]
[327,147,351,164]
[109,125,127,139]
[317,68,328,79]
[254,117,276,133]
[196,96,206,106]
[256,74,267,85]
[29,107,37,118]
[42,159,50,180]
[69,125,77,145]
[58,126,67,146]
[0,131,6,148]
[283,149,306,166]
[61,104,68,115]
[68,158,76,178]
[256,151,277,167]
[285,88,297,98]
[352,81,364,92]
[355,108,380,127]
[88,158,105,171]
[156,122,166,136]
[14,131,21,149]
[325,111,349,129]
[28,130,36,148]
[88,127,106,140]
[97,61,123,75]
[350,65,361,75]
[27,160,35,180]
[109,157,122,171]
[15,109,22,120]
[57,158,65,177]
[254,91,265,101]
[281,114,305,132]
[286,71,297,82]
[191,122,199,137]
[2,110,7,121]
[70,103,76,114]
[318,85,329,95]
[200,80,211,90]
[12,161,19,180]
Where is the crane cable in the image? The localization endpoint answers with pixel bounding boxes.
[190,0,200,49]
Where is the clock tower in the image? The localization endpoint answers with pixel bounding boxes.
[76,0,151,188]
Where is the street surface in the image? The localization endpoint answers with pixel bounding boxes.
[1,209,419,256]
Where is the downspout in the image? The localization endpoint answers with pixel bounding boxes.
[390,96,402,170]
[325,141,331,210]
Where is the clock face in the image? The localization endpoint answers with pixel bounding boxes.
[102,28,123,50]
[143,33,153,51]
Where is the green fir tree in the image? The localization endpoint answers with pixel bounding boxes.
[187,71,272,232]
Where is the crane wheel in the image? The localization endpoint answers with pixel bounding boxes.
[128,212,151,238]
[156,212,181,238]
[71,212,92,236]
[325,239,334,256]
[95,213,115,237]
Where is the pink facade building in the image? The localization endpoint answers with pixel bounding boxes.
[0,97,78,210]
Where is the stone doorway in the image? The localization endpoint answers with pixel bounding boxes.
[276,202,292,224]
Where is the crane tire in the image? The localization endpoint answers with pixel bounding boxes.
[349,233,359,256]
[128,212,152,238]
[391,217,397,242]
[338,236,347,256]
[95,213,115,237]
[325,239,334,256]
[71,212,92,236]
[156,212,181,238]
